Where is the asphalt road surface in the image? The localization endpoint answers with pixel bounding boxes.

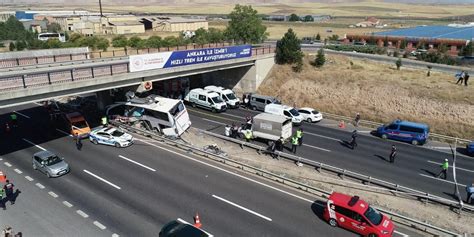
[186,106,474,205]
[0,103,423,236]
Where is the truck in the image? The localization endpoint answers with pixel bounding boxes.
[244,113,292,142]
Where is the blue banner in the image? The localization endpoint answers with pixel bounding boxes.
[163,45,252,68]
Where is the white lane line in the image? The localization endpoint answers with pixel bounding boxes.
[427,160,474,173]
[394,230,409,237]
[212,194,272,221]
[14,168,23,174]
[112,234,120,237]
[4,162,12,167]
[22,138,47,151]
[48,191,58,198]
[303,144,331,152]
[137,138,314,203]
[25,176,34,181]
[419,173,467,187]
[33,102,43,106]
[63,201,73,208]
[427,146,452,150]
[93,221,107,230]
[35,183,45,189]
[202,118,226,125]
[0,157,2,161]
[56,128,73,137]
[76,210,89,218]
[14,111,31,119]
[304,131,342,142]
[83,169,121,190]
[118,155,156,172]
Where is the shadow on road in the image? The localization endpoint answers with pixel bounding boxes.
[420,168,437,177]
[310,200,327,222]
[373,154,388,162]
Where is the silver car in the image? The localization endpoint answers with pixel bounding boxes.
[32,150,70,178]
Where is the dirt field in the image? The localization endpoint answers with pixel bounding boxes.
[258,54,474,140]
[182,128,474,235]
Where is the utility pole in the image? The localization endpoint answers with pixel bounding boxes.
[99,0,103,17]
[451,138,463,213]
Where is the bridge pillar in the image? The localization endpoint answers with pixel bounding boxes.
[235,55,275,94]
[96,90,113,113]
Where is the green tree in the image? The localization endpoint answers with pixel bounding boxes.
[146,36,162,48]
[46,39,61,48]
[208,28,225,43]
[327,34,339,41]
[128,36,145,49]
[395,58,402,70]
[112,35,128,48]
[193,28,209,45]
[96,38,110,51]
[427,65,432,77]
[383,36,389,47]
[275,28,304,72]
[162,36,178,47]
[461,41,473,57]
[315,33,321,41]
[303,15,314,22]
[288,14,300,22]
[438,43,447,53]
[226,4,268,44]
[47,22,62,33]
[9,41,15,51]
[399,39,407,49]
[314,48,326,68]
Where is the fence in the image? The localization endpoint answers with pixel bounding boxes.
[109,120,461,237]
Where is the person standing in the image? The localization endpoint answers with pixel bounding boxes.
[389,145,397,163]
[296,128,303,146]
[74,133,82,151]
[350,130,358,149]
[0,187,5,210]
[291,135,298,154]
[275,137,284,152]
[224,124,231,137]
[436,159,449,180]
[466,182,474,204]
[244,130,252,143]
[3,180,14,205]
[456,71,465,84]
[464,72,470,86]
[354,113,361,127]
[10,113,17,128]
[101,116,108,128]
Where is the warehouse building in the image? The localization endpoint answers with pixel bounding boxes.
[140,16,208,32]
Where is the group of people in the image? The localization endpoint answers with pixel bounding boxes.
[455,70,470,86]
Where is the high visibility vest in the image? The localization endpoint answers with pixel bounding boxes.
[442,161,449,170]
[296,130,302,138]
[245,131,252,139]
[291,136,298,145]
[101,117,107,125]
[10,114,17,120]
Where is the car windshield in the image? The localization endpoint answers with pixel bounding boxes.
[289,108,300,116]
[46,156,62,166]
[111,130,125,137]
[312,110,319,114]
[364,206,383,225]
[226,93,237,100]
[72,120,88,129]
[212,96,223,103]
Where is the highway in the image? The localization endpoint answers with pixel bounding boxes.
[0,103,422,236]
[186,106,474,205]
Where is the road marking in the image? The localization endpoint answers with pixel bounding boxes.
[56,128,73,137]
[76,210,89,218]
[4,162,12,167]
[427,146,452,150]
[304,131,342,142]
[13,111,31,119]
[63,201,73,208]
[202,118,226,125]
[22,138,47,151]
[118,155,156,172]
[427,160,474,173]
[137,138,314,203]
[48,191,58,198]
[112,234,120,237]
[25,176,34,181]
[14,168,22,174]
[35,183,45,189]
[0,157,2,161]
[303,144,331,152]
[83,169,121,190]
[212,194,272,221]
[419,173,466,187]
[93,221,107,230]
[394,230,409,237]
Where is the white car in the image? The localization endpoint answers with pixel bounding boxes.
[298,107,323,123]
[89,127,133,148]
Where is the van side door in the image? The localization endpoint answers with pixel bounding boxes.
[333,205,355,230]
[385,124,399,140]
[198,94,207,108]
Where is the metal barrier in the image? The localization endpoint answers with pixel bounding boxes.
[109,120,461,236]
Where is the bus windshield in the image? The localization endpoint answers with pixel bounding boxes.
[170,101,185,117]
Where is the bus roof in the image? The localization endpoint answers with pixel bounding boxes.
[126,97,182,112]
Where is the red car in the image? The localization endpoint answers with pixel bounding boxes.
[323,192,394,237]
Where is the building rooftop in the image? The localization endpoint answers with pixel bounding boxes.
[108,21,143,26]
[374,25,474,41]
[142,16,206,23]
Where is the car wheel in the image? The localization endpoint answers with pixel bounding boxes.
[328,218,338,227]
[412,139,419,145]
[32,163,37,170]
[46,172,51,178]
[381,134,388,139]
[307,118,312,123]
[212,108,217,113]
[92,139,98,145]
[252,106,257,111]
[115,142,121,148]
[368,234,378,237]
[191,102,196,108]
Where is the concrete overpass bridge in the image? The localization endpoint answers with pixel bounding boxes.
[0,46,275,108]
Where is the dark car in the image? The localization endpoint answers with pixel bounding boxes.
[159,219,213,237]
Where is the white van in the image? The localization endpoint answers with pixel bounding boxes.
[264,104,303,125]
[204,85,240,108]
[185,88,227,112]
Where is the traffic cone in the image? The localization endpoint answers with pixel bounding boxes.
[193,212,202,228]
[5,123,10,133]
[338,120,345,129]
[0,171,6,183]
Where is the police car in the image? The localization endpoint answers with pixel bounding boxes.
[89,127,133,148]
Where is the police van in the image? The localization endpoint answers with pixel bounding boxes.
[204,85,240,108]
[264,104,303,125]
[185,88,227,112]
[376,120,429,145]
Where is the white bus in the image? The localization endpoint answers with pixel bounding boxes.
[106,95,191,137]
[38,33,66,42]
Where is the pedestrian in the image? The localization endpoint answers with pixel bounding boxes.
[101,116,108,128]
[245,116,252,130]
[464,72,470,86]
[436,159,449,180]
[242,94,248,109]
[75,133,82,151]
[3,180,14,205]
[350,130,358,149]
[224,124,231,137]
[244,130,252,143]
[275,137,284,152]
[296,128,303,146]
[0,187,5,210]
[10,113,17,128]
[354,113,361,127]
[456,71,465,84]
[267,141,277,159]
[246,93,252,109]
[466,182,474,204]
[291,135,298,154]
[389,145,397,163]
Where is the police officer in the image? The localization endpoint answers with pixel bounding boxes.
[101,116,108,128]
[75,133,82,151]
[466,182,474,204]
[244,130,252,143]
[296,128,303,146]
[436,159,449,180]
[350,130,358,149]
[389,145,397,163]
[291,135,299,154]
[275,137,284,152]
[3,180,14,205]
